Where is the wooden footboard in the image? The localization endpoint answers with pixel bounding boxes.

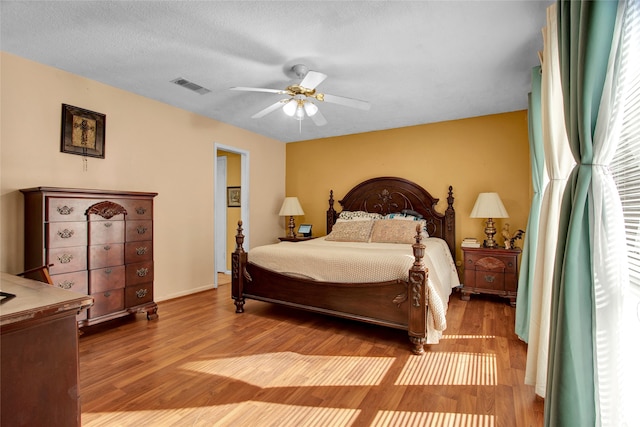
[231,220,430,355]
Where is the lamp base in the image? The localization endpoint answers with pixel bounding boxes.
[483,217,498,248]
[287,215,297,238]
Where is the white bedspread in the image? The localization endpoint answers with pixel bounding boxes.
[248,237,460,343]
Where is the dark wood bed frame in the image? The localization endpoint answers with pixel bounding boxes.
[232,177,455,354]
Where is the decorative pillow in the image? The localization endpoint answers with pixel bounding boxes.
[384,212,422,221]
[370,219,427,244]
[325,220,374,242]
[338,210,383,221]
[382,213,429,237]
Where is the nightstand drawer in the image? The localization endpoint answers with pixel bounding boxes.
[465,253,517,273]
[474,270,505,291]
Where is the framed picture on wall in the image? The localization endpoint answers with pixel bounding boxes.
[227,186,241,207]
[60,104,106,158]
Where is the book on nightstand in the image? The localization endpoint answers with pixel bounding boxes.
[461,237,481,248]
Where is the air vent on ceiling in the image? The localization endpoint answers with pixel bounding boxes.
[171,77,211,95]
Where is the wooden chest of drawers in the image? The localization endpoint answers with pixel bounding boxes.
[461,246,521,307]
[21,187,158,327]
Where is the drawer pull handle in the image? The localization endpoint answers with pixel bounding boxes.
[136,247,148,255]
[136,207,147,215]
[57,280,74,289]
[508,262,513,267]
[57,229,74,239]
[57,205,74,215]
[103,222,113,228]
[104,245,111,251]
[136,226,147,235]
[105,268,112,274]
[136,288,148,298]
[484,275,495,283]
[58,253,73,264]
[136,267,149,277]
[104,291,111,297]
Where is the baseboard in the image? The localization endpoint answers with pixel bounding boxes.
[155,284,216,302]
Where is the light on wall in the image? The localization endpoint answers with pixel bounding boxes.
[279,197,305,238]
[470,192,509,248]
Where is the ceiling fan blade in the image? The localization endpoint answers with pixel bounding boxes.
[230,86,285,95]
[309,108,327,126]
[299,71,327,90]
[319,93,371,111]
[251,100,286,118]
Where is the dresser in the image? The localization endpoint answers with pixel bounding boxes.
[461,246,521,306]
[1,273,93,426]
[20,187,158,327]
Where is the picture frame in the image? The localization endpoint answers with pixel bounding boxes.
[60,104,106,158]
[227,186,241,207]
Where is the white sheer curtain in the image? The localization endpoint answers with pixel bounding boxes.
[593,1,636,424]
[524,3,573,398]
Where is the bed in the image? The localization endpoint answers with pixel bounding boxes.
[231,176,458,354]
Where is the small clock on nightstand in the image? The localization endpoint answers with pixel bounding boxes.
[461,246,521,306]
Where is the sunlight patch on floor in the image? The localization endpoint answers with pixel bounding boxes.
[371,411,495,427]
[83,402,360,427]
[181,351,395,387]
[396,352,497,385]
[440,334,496,339]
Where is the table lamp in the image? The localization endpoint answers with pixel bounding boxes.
[470,192,509,248]
[279,197,305,238]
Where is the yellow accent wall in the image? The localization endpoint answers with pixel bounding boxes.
[217,151,241,271]
[1,52,286,300]
[286,112,531,263]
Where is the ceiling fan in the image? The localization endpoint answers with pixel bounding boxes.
[230,64,370,126]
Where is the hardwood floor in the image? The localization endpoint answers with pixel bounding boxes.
[79,274,543,426]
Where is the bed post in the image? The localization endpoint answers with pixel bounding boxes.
[408,223,428,355]
[445,185,456,262]
[326,189,337,234]
[232,220,247,313]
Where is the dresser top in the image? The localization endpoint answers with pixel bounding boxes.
[20,186,158,198]
[0,273,93,327]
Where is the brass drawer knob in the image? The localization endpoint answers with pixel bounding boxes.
[57,205,73,215]
[57,229,74,239]
[57,280,74,289]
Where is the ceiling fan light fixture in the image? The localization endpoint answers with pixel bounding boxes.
[304,101,318,117]
[282,99,297,117]
[295,104,305,121]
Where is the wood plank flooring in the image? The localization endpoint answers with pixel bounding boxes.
[79,274,543,426]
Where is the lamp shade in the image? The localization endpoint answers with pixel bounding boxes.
[278,197,304,216]
[470,193,509,218]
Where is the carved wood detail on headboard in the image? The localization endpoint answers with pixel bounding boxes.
[326,177,456,261]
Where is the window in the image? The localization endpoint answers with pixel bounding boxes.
[609,1,640,417]
[610,0,640,296]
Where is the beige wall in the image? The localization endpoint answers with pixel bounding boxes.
[286,112,531,264]
[0,52,286,300]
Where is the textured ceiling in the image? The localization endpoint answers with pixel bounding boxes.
[0,1,551,143]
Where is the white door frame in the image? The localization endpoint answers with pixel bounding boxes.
[215,156,228,275]
[213,143,250,288]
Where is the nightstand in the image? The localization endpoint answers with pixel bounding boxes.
[461,246,521,306]
[278,236,316,242]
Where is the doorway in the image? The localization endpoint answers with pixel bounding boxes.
[214,144,249,288]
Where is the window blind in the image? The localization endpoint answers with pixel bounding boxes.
[610,0,640,294]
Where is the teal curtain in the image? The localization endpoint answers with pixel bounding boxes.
[545,1,618,425]
[515,67,544,342]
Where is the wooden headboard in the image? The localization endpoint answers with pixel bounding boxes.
[326,177,456,260]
